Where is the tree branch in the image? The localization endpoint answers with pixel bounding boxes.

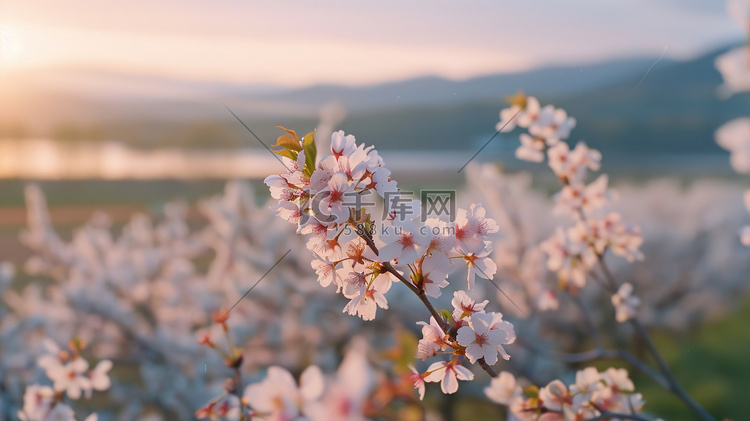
[356,227,498,378]
[516,337,669,389]
[596,257,717,421]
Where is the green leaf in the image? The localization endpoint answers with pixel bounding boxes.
[301,130,317,178]
[394,330,418,373]
[440,309,452,323]
[522,385,539,399]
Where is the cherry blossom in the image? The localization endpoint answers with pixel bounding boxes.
[19,385,55,421]
[515,133,546,163]
[715,117,750,173]
[377,222,424,265]
[414,257,449,298]
[311,258,341,288]
[423,360,474,395]
[740,225,750,246]
[741,190,750,247]
[243,365,324,420]
[38,357,91,400]
[451,290,489,322]
[516,96,542,128]
[484,371,522,406]
[317,172,354,224]
[528,104,576,144]
[547,141,602,185]
[716,47,750,96]
[415,317,449,360]
[454,203,499,254]
[598,213,644,262]
[341,270,391,321]
[554,174,614,217]
[540,227,591,288]
[611,282,640,322]
[45,404,76,421]
[490,368,648,421]
[455,242,497,290]
[569,367,601,401]
[406,365,427,401]
[497,103,522,132]
[195,395,241,420]
[306,346,373,421]
[456,312,515,365]
[538,380,571,412]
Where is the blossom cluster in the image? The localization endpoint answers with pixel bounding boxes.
[19,339,112,421]
[2,181,361,420]
[497,94,643,320]
[485,368,648,420]
[463,164,750,332]
[411,291,515,396]
[196,313,378,421]
[715,0,750,97]
[715,0,750,246]
[264,127,518,398]
[497,93,577,163]
[264,128,402,321]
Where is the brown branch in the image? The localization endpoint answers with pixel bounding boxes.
[356,227,497,378]
[596,257,717,421]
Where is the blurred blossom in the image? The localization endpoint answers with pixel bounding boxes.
[716,47,750,97]
[716,117,750,173]
[611,283,640,323]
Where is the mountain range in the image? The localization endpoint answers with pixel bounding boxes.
[1,45,748,161]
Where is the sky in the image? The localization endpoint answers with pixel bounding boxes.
[0,0,745,87]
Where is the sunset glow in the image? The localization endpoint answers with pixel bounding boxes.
[0,1,744,86]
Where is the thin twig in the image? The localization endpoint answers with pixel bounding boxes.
[516,337,669,389]
[478,358,498,377]
[584,410,654,421]
[568,292,603,349]
[596,257,717,421]
[357,228,498,378]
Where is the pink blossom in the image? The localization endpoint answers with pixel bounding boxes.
[484,371,522,405]
[611,283,640,323]
[423,360,474,395]
[451,290,488,322]
[515,133,546,163]
[317,172,354,225]
[39,356,91,400]
[407,365,426,401]
[243,365,324,421]
[456,312,515,365]
[415,317,448,360]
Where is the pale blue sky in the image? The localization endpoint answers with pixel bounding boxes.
[0,0,744,86]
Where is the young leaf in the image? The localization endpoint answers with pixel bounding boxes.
[302,130,317,178]
[439,309,453,324]
[506,90,527,109]
[275,126,300,142]
[273,135,302,152]
[522,385,539,399]
[272,148,298,161]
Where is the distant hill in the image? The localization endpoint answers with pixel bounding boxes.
[0,57,665,144]
[561,45,750,157]
[2,47,748,162]
[312,44,750,163]
[255,58,662,111]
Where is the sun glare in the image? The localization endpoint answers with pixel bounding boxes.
[0,24,22,67]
